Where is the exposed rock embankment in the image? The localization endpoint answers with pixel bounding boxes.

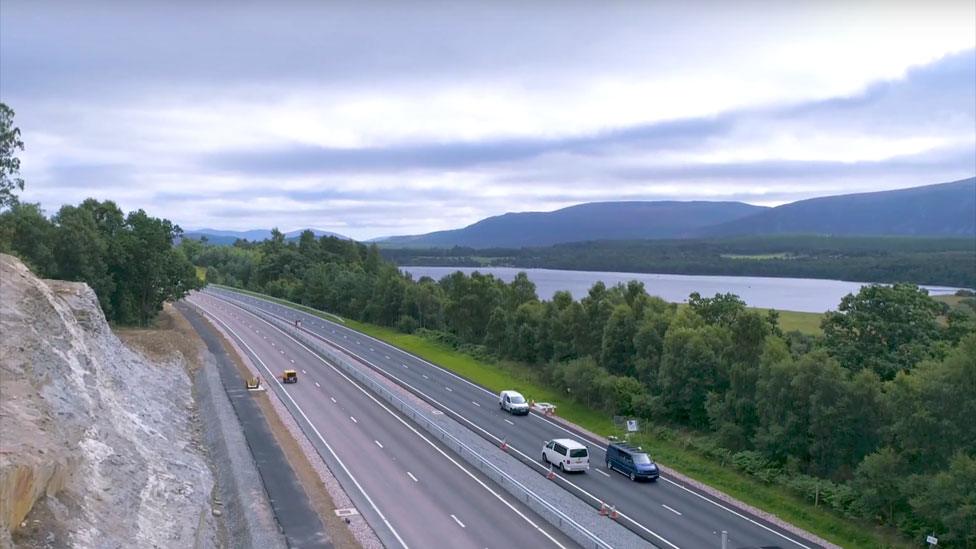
[0,254,216,547]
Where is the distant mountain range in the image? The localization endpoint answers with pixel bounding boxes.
[377,178,976,248]
[377,201,767,248]
[698,178,975,238]
[183,228,350,245]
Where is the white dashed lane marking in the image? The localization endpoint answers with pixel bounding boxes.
[504,419,514,425]
[662,504,682,516]
[595,469,611,477]
[315,382,321,388]
[407,472,418,482]
[330,397,337,403]
[375,440,384,449]
[450,514,466,528]
[350,416,358,423]
[472,401,481,407]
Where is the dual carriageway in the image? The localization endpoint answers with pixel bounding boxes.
[188,287,822,549]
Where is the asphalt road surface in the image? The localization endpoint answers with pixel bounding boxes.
[205,286,825,549]
[187,292,580,549]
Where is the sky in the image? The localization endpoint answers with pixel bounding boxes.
[1,1,974,240]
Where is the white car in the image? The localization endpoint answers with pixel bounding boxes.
[499,390,530,415]
[542,438,590,472]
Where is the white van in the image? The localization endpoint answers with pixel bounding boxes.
[542,438,590,472]
[499,390,530,415]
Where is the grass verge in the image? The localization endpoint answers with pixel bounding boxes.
[211,285,905,548]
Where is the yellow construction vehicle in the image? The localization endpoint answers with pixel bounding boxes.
[281,369,298,384]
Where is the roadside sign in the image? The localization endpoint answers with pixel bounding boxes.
[626,419,638,432]
[926,534,938,545]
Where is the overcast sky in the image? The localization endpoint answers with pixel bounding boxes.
[2,1,974,239]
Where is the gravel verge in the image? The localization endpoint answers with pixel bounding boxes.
[192,341,288,549]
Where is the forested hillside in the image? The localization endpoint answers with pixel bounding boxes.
[379,201,766,248]
[383,235,976,288]
[194,232,976,546]
[703,178,976,237]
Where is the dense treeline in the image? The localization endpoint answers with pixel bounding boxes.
[198,232,976,546]
[0,199,200,325]
[381,235,976,288]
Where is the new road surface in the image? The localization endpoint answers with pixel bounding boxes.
[186,293,579,549]
[204,286,825,549]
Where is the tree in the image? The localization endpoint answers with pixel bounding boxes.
[688,292,747,327]
[658,324,728,427]
[508,272,538,310]
[601,304,636,376]
[884,334,976,470]
[909,453,976,547]
[854,448,909,526]
[0,103,25,208]
[52,204,114,317]
[822,283,944,380]
[0,202,56,273]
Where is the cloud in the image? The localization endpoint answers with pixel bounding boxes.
[2,2,974,239]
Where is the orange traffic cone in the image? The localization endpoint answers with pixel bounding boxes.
[609,505,619,520]
[546,464,556,480]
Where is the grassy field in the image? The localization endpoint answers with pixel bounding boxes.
[213,285,907,548]
[757,307,823,335]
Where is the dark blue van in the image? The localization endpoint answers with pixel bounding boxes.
[606,442,660,482]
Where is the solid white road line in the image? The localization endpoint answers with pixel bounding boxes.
[241,295,814,549]
[188,301,409,549]
[662,504,682,516]
[207,297,569,549]
[273,321,676,549]
[407,472,418,482]
[450,514,466,528]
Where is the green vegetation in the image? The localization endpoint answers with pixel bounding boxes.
[0,103,25,209]
[199,231,976,547]
[226,287,901,548]
[382,235,976,288]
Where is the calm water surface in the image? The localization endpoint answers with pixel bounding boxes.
[401,266,964,313]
